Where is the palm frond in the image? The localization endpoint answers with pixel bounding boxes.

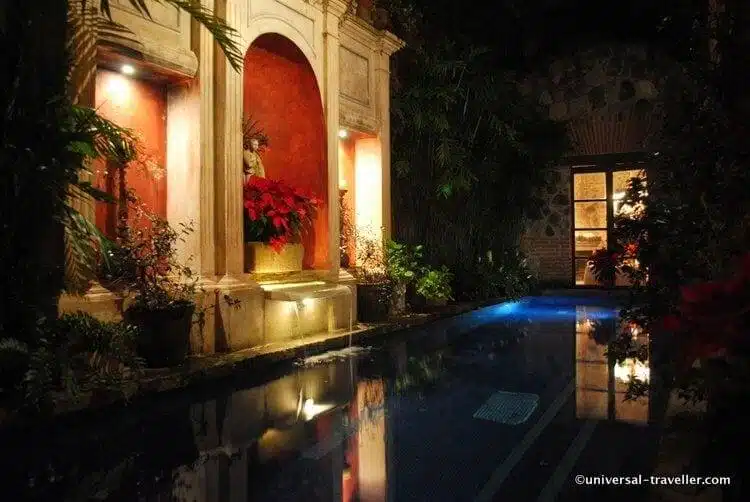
[63,208,113,295]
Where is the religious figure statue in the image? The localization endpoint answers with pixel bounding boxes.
[243,137,265,182]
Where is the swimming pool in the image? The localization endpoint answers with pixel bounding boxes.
[1,295,664,501]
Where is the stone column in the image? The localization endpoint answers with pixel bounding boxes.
[197,0,217,280]
[375,32,404,241]
[211,0,264,351]
[323,0,349,280]
[215,0,246,282]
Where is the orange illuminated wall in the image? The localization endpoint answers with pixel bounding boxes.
[94,69,167,236]
[244,34,328,269]
[354,137,383,242]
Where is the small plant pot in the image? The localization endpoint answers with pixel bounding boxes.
[390,285,407,316]
[373,7,390,30]
[357,283,391,323]
[125,301,195,368]
[356,0,374,22]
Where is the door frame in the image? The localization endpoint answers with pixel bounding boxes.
[566,153,650,288]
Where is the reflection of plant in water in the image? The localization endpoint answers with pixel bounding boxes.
[587,319,616,346]
[394,352,446,394]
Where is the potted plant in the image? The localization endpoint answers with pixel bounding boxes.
[101,198,198,368]
[352,231,392,323]
[587,247,620,287]
[357,0,374,23]
[416,266,454,307]
[243,176,321,273]
[385,240,424,315]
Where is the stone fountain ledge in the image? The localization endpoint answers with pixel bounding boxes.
[0,298,504,426]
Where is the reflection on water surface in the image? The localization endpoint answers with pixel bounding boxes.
[2,296,660,502]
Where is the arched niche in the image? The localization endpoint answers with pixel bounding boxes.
[243,33,328,269]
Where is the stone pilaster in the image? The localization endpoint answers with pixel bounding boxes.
[376,32,404,241]
[198,0,217,279]
[323,0,349,279]
[212,0,264,352]
[215,0,246,282]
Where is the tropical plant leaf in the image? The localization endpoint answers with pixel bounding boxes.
[62,208,113,295]
[97,0,244,70]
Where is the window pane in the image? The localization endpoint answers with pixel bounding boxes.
[613,169,646,217]
[612,169,645,196]
[574,201,607,229]
[574,172,606,200]
[575,230,607,257]
[575,259,589,285]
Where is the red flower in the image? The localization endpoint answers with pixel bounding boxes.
[660,314,682,332]
[242,176,321,252]
[680,281,725,304]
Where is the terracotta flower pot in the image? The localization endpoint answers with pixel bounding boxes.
[245,242,304,273]
[357,0,374,23]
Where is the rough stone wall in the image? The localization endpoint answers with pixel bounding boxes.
[520,44,664,124]
[521,167,572,285]
[520,44,668,284]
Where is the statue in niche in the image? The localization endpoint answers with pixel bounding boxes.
[242,116,269,182]
[243,137,265,180]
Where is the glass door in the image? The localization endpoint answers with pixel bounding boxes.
[573,167,646,286]
[573,172,608,285]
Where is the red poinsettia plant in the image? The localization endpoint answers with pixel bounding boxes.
[243,176,322,252]
[587,248,621,285]
[658,253,750,370]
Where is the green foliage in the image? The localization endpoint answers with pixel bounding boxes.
[385,240,424,287]
[388,4,568,301]
[416,266,454,301]
[19,312,144,408]
[455,249,535,300]
[101,197,197,312]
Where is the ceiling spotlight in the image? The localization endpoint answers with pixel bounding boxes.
[338,129,348,139]
[121,64,136,76]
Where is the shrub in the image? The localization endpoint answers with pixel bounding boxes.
[416,266,454,301]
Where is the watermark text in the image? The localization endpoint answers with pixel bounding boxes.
[574,474,731,487]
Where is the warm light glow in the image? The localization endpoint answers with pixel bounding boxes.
[121,64,136,76]
[339,128,349,139]
[103,74,132,108]
[301,297,314,308]
[354,138,383,244]
[614,358,650,383]
[339,178,348,190]
[287,301,297,313]
[261,281,326,291]
[301,398,333,420]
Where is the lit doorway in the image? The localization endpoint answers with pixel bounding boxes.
[572,164,646,286]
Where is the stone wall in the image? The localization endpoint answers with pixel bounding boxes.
[520,44,669,284]
[521,167,572,285]
[520,44,667,156]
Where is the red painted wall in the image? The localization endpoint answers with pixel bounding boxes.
[94,69,167,236]
[244,34,329,269]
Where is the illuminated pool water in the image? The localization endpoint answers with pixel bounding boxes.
[1,295,663,502]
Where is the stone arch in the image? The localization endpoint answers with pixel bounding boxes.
[521,43,674,155]
[243,33,329,269]
[243,16,323,100]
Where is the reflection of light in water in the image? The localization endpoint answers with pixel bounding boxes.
[302,398,334,421]
[614,358,650,383]
[576,318,594,331]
